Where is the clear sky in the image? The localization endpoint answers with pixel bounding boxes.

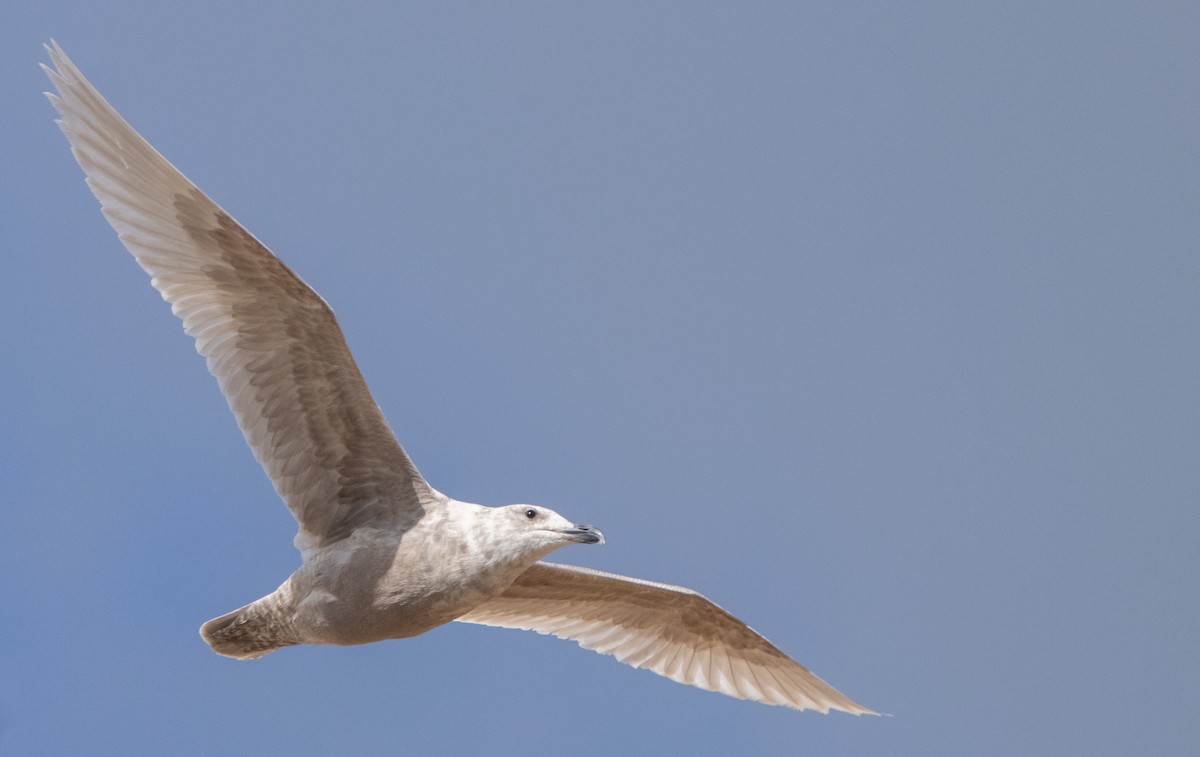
[2,3,1197,755]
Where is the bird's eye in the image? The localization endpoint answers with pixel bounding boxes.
[524,508,538,519]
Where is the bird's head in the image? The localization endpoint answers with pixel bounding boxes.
[496,504,604,559]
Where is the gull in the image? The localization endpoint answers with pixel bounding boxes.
[43,42,875,715]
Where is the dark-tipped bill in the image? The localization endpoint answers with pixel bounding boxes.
[557,525,604,544]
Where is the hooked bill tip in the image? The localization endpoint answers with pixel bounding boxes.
[560,524,604,544]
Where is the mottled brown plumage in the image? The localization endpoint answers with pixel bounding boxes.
[44,41,875,715]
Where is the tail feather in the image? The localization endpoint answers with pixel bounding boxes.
[200,600,294,660]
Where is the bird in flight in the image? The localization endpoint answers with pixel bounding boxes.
[43,41,874,715]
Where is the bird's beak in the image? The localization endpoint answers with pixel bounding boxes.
[556,524,605,545]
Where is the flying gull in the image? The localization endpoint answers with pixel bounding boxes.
[43,42,875,715]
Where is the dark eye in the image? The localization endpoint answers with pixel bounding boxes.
[524,508,538,519]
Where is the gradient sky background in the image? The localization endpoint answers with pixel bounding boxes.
[3,3,1197,755]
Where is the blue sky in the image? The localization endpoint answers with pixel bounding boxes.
[3,3,1197,755]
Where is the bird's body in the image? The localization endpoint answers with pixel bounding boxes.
[44,42,875,715]
[204,500,601,657]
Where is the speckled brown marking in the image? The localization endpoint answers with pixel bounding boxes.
[172,189,427,545]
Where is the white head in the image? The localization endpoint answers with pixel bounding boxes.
[489,504,604,561]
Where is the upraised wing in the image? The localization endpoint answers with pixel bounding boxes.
[456,562,876,714]
[43,43,437,549]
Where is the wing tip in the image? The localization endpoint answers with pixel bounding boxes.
[42,39,70,78]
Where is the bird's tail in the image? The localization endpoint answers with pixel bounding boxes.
[199,596,295,660]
